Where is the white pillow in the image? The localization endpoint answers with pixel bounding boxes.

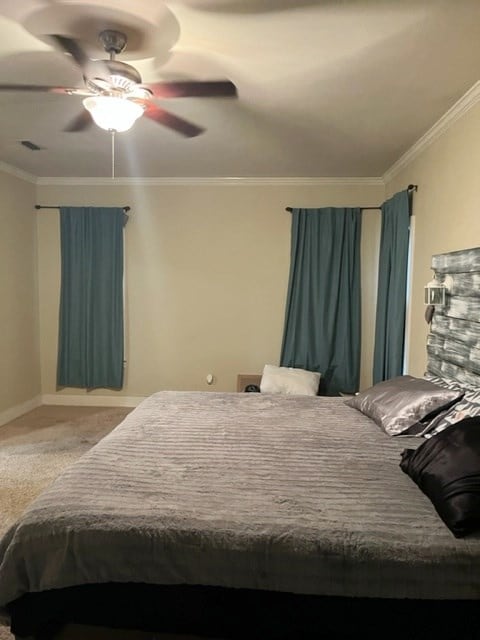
[260,364,320,396]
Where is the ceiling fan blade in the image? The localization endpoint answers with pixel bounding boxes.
[0,84,90,95]
[144,80,237,99]
[64,110,93,132]
[49,34,91,71]
[144,103,204,137]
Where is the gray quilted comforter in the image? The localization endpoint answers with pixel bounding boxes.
[1,391,480,614]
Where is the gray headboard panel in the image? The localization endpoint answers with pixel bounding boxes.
[426,246,480,388]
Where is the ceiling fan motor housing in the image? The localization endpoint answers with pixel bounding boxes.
[86,60,144,95]
[87,31,145,95]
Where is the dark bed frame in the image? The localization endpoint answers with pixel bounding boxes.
[9,583,480,640]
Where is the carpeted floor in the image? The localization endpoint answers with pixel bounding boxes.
[0,405,132,538]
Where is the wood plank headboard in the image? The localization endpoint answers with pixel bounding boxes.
[426,246,480,389]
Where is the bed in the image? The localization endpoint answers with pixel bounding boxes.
[1,246,480,640]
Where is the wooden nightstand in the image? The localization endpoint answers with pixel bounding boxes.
[237,374,262,392]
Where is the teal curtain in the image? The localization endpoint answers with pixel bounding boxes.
[280,208,362,395]
[57,207,125,389]
[373,190,410,384]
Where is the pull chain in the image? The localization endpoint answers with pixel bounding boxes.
[111,129,115,179]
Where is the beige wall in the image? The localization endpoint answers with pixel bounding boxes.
[385,101,480,378]
[36,181,383,398]
[0,170,40,414]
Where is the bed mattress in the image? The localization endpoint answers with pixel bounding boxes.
[1,390,480,616]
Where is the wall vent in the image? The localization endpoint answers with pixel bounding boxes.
[20,140,43,151]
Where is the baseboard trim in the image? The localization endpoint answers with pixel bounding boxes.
[0,395,42,427]
[41,394,146,407]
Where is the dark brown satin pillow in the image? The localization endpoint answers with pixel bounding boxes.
[400,417,480,537]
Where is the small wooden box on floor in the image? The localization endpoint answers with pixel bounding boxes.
[236,374,262,392]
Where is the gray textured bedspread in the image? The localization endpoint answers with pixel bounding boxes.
[1,391,480,612]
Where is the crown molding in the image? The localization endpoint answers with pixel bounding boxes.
[384,80,480,183]
[35,176,385,187]
[0,161,36,183]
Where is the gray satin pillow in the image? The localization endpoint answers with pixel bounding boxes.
[344,375,464,436]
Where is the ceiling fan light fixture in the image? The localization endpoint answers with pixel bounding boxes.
[82,96,144,132]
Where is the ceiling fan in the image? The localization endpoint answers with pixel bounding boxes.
[0,29,238,137]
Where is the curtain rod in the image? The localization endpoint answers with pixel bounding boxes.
[285,184,418,212]
[35,205,131,213]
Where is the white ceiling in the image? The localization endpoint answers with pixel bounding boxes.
[0,0,479,179]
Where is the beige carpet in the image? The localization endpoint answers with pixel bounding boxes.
[0,405,132,538]
[0,405,132,640]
